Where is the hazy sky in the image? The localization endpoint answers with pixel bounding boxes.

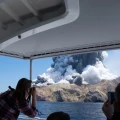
[104,49,120,76]
[0,49,120,92]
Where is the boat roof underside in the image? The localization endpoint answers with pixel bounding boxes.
[0,0,120,59]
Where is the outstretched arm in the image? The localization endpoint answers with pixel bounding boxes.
[17,100,37,118]
[17,88,37,118]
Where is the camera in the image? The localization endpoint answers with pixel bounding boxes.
[108,92,116,104]
[108,92,116,114]
[30,87,35,91]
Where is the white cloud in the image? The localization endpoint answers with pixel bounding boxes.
[57,79,69,84]
[102,51,108,59]
[81,61,117,84]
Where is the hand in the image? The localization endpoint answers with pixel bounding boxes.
[102,100,112,119]
[31,87,36,97]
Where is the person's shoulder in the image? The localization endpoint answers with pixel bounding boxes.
[0,90,12,99]
[1,90,11,94]
[7,90,14,94]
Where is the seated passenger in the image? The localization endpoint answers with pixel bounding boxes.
[47,111,70,120]
[0,78,37,120]
[102,83,120,120]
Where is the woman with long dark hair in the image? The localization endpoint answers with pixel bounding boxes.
[0,78,37,120]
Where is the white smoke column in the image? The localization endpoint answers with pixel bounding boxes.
[37,55,81,84]
[36,65,79,85]
[81,61,117,84]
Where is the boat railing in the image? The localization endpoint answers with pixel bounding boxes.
[18,115,46,120]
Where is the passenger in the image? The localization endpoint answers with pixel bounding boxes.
[47,111,70,120]
[102,83,120,120]
[0,78,37,120]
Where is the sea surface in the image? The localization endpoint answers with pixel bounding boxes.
[19,102,106,120]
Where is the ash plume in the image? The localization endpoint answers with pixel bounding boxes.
[33,51,117,86]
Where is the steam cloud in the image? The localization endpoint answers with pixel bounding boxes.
[33,51,117,86]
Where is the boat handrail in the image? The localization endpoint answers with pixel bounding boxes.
[18,115,46,120]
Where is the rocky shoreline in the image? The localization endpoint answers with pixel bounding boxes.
[36,77,120,102]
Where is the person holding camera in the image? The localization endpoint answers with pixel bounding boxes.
[0,78,37,120]
[102,83,120,120]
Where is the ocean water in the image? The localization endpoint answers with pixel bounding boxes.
[19,102,106,120]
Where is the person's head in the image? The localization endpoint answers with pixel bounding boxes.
[115,83,120,103]
[14,78,32,102]
[47,111,70,120]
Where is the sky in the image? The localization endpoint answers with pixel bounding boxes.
[0,56,52,92]
[0,49,120,92]
[104,50,120,76]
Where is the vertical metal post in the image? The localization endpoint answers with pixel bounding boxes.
[30,59,33,105]
[30,59,32,80]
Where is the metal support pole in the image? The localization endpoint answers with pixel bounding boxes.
[30,59,33,105]
[30,59,32,80]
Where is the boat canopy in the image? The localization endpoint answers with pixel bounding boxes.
[0,0,120,59]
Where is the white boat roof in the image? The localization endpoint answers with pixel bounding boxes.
[0,0,120,59]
